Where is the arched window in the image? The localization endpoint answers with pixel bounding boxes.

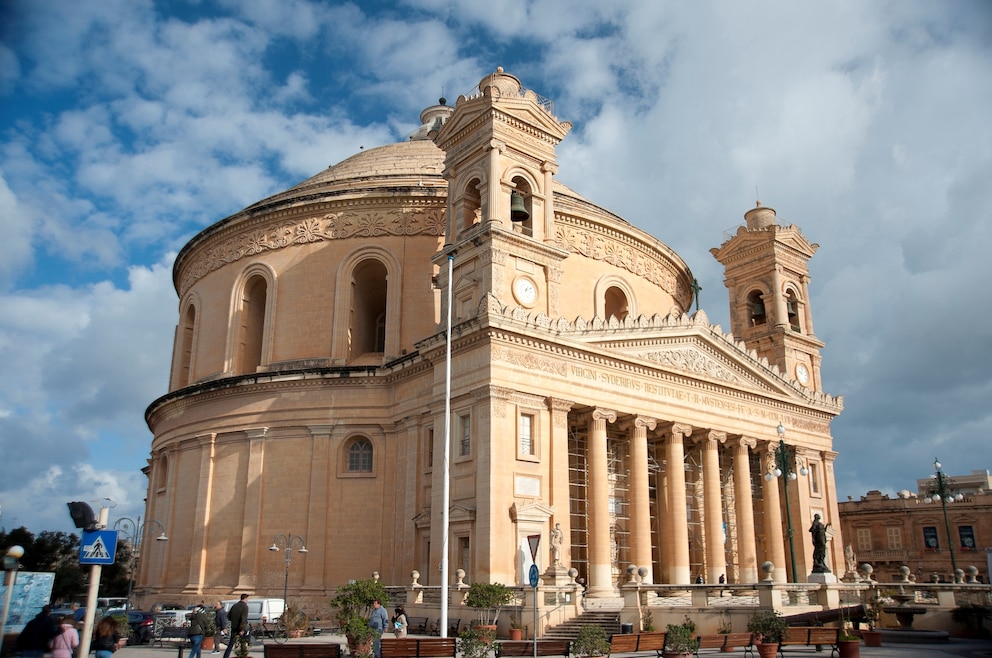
[510,176,534,237]
[348,437,374,473]
[604,286,629,321]
[786,290,802,332]
[236,274,268,373]
[747,290,766,326]
[350,259,388,358]
[176,302,196,388]
[461,177,482,231]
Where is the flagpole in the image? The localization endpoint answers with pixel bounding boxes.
[440,252,453,637]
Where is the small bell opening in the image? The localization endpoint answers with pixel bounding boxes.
[510,192,530,222]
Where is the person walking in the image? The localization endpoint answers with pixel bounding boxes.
[49,615,79,658]
[390,607,408,638]
[222,594,249,658]
[16,605,59,658]
[93,615,123,658]
[187,604,209,658]
[212,602,229,653]
[368,599,389,658]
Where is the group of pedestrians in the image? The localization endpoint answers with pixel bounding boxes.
[15,605,123,658]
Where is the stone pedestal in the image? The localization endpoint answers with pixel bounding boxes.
[542,564,572,586]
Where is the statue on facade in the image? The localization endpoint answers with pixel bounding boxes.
[809,513,831,573]
[550,522,564,566]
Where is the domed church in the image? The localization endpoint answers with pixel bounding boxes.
[141,68,844,605]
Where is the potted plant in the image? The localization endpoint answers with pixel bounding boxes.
[200,613,217,650]
[465,582,514,629]
[330,579,389,652]
[663,617,698,658]
[746,610,787,658]
[860,594,884,647]
[716,617,734,653]
[281,602,309,638]
[235,633,251,658]
[508,617,524,641]
[571,624,610,658]
[459,625,500,658]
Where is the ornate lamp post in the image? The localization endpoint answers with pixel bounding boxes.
[114,516,168,607]
[269,534,308,603]
[0,545,25,654]
[924,458,961,576]
[765,423,808,582]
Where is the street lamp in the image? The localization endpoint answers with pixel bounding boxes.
[765,423,808,582]
[114,516,168,607]
[923,458,961,577]
[269,534,308,603]
[0,545,25,655]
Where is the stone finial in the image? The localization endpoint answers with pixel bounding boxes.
[411,570,421,587]
[761,561,775,582]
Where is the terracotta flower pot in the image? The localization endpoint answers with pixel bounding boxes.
[755,643,778,658]
[861,630,882,647]
[837,638,860,658]
[508,629,523,641]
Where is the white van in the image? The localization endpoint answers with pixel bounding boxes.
[222,598,286,626]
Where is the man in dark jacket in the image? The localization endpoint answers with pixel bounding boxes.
[222,595,249,658]
[16,605,59,658]
[212,601,229,653]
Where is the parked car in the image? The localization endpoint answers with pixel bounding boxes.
[126,611,157,645]
[221,598,285,627]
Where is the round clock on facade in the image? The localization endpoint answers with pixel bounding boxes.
[795,363,809,385]
[512,276,537,306]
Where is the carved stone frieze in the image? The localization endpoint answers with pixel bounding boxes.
[179,205,444,295]
[641,347,744,385]
[492,346,568,376]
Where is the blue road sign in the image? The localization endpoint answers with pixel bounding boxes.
[529,564,540,588]
[80,530,118,565]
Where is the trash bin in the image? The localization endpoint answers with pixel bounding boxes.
[621,623,634,634]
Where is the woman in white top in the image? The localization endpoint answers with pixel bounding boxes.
[391,607,408,638]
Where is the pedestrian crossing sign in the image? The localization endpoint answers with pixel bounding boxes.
[80,530,118,565]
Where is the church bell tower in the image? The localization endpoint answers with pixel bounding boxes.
[431,68,572,321]
[710,202,825,391]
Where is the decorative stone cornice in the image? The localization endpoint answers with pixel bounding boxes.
[178,204,445,295]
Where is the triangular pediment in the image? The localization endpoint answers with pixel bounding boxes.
[435,95,571,152]
[712,224,818,262]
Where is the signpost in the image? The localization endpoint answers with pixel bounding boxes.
[528,536,540,658]
[79,530,118,565]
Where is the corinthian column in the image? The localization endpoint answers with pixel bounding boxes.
[628,415,656,583]
[761,443,787,582]
[734,437,758,582]
[587,408,617,597]
[697,430,727,584]
[666,423,693,584]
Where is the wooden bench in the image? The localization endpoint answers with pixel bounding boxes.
[406,617,430,635]
[609,631,667,656]
[693,633,754,656]
[263,643,342,658]
[381,638,458,658]
[497,640,570,657]
[428,618,461,636]
[780,627,839,656]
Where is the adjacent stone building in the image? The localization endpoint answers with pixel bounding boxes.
[838,470,992,583]
[139,68,845,606]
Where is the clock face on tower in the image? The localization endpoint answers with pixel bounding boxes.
[795,363,810,386]
[512,276,537,307]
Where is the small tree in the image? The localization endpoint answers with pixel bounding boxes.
[571,624,610,657]
[747,610,787,645]
[465,582,514,626]
[330,579,389,648]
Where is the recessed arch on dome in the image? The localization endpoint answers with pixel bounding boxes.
[331,245,403,364]
[227,263,277,375]
[594,275,637,322]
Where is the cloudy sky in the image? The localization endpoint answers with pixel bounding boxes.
[1,0,990,536]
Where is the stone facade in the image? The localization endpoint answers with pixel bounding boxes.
[838,473,992,583]
[139,69,845,606]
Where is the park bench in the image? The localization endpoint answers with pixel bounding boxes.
[406,617,430,635]
[608,631,667,656]
[779,627,839,656]
[693,633,754,656]
[428,618,461,636]
[153,625,188,647]
[381,637,458,658]
[263,643,342,658]
[497,640,571,657]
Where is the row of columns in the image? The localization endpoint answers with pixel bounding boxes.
[581,408,791,597]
